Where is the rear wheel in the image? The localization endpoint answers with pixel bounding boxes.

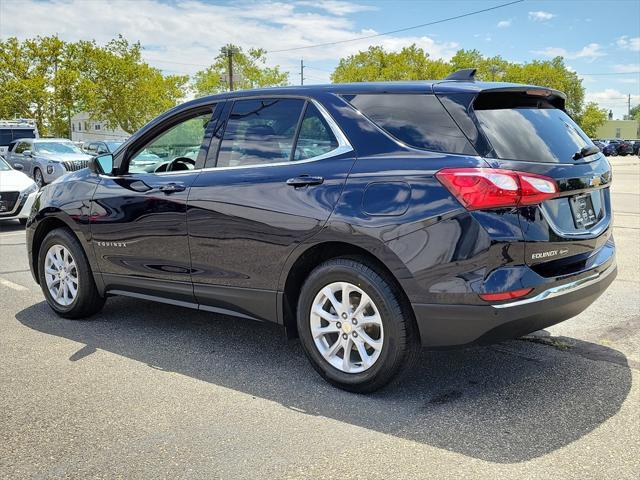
[34,168,45,188]
[38,228,105,318]
[297,258,417,393]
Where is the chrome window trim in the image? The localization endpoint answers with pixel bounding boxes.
[200,98,353,172]
[492,261,616,309]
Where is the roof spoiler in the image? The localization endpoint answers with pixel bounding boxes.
[445,68,477,81]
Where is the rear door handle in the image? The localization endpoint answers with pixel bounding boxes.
[158,183,186,193]
[286,175,324,187]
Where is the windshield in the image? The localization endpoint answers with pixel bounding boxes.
[34,141,82,154]
[474,94,594,163]
[0,156,11,171]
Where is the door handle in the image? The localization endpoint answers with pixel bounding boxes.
[286,175,324,187]
[158,183,186,193]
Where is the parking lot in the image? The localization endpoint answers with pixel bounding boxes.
[0,157,638,479]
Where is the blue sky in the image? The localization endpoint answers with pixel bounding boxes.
[2,0,639,117]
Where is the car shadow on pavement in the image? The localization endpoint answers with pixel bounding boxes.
[16,297,633,464]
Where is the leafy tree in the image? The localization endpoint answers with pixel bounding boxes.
[627,104,640,121]
[79,36,188,134]
[0,35,188,136]
[192,44,288,96]
[576,102,608,138]
[332,45,586,119]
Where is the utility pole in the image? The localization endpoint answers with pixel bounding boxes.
[227,48,234,91]
[300,59,305,86]
[628,93,631,118]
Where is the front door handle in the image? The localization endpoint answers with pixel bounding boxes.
[286,175,324,187]
[158,183,186,193]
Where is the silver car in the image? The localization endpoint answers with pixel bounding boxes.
[6,138,92,187]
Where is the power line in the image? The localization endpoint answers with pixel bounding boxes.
[268,0,524,53]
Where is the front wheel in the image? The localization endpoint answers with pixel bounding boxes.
[38,228,105,318]
[297,258,418,393]
[34,168,45,188]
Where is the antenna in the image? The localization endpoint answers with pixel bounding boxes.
[445,68,477,81]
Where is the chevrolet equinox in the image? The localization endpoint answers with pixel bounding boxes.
[26,70,617,392]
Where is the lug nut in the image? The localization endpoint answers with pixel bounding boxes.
[342,333,348,339]
[352,332,358,337]
[342,312,348,319]
[336,322,341,329]
[351,319,357,325]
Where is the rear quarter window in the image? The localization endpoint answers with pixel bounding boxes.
[473,92,593,163]
[346,93,476,155]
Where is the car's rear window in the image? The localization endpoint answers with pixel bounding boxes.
[473,92,593,163]
[346,94,476,155]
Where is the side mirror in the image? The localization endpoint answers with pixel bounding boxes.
[13,163,24,171]
[89,154,114,175]
[23,150,32,157]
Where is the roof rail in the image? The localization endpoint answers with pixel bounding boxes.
[445,68,477,81]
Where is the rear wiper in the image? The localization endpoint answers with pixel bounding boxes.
[573,145,600,160]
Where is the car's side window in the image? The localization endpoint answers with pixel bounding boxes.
[294,103,339,161]
[15,142,28,154]
[216,98,305,168]
[128,112,213,174]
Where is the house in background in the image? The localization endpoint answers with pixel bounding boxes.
[595,119,640,140]
[70,112,129,143]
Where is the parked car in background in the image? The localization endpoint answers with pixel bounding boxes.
[602,141,619,156]
[0,119,38,157]
[83,140,124,155]
[593,140,605,152]
[25,74,616,392]
[0,155,38,224]
[616,140,634,156]
[6,138,92,187]
[631,140,640,155]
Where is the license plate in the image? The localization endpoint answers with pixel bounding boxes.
[570,193,598,229]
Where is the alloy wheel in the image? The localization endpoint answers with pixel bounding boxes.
[44,244,79,307]
[309,281,384,373]
[34,169,44,188]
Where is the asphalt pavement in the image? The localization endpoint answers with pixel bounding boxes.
[1,156,638,479]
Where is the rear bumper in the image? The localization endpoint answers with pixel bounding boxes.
[413,260,617,347]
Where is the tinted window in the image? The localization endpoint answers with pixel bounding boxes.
[12,128,36,140]
[347,94,476,154]
[474,93,593,163]
[217,98,305,168]
[0,130,12,146]
[294,103,338,160]
[129,112,211,173]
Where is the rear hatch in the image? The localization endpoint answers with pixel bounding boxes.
[441,87,613,274]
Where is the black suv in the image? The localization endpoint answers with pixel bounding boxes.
[26,71,616,392]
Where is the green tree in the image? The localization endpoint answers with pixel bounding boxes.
[331,44,591,124]
[627,104,640,121]
[192,44,289,96]
[0,35,188,136]
[576,102,608,138]
[79,36,188,134]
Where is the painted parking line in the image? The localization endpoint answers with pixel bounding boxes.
[0,277,29,291]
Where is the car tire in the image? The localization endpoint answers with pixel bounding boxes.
[297,257,418,393]
[38,228,105,319]
[34,168,45,188]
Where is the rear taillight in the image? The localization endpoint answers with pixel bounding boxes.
[436,168,558,210]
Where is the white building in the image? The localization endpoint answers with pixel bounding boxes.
[70,112,129,143]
